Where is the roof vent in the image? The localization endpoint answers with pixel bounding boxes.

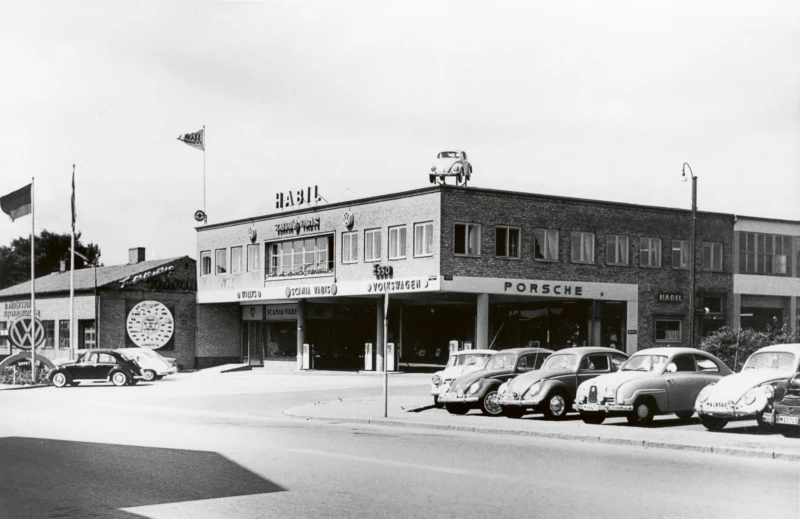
[128,247,146,264]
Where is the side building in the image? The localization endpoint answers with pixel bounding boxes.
[0,248,197,369]
[195,185,734,370]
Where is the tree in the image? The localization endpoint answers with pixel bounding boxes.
[700,325,800,372]
[0,230,102,290]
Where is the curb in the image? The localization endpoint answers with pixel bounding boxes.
[0,384,49,391]
[282,409,800,463]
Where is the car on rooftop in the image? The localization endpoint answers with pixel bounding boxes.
[429,150,472,185]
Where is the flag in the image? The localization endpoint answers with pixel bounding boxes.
[0,183,32,222]
[177,128,204,151]
[71,169,76,231]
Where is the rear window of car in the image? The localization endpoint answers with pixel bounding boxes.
[695,356,719,372]
[97,353,117,364]
[580,354,609,372]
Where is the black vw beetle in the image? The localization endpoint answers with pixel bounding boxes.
[764,373,800,437]
[438,348,553,416]
[49,350,145,387]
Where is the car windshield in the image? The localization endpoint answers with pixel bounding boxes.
[439,151,459,159]
[621,354,668,372]
[452,353,490,367]
[743,352,795,372]
[485,353,517,370]
[541,354,578,370]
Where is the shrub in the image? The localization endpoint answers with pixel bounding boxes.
[0,366,51,385]
[700,325,800,372]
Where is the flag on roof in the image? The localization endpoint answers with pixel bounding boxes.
[0,183,32,222]
[177,128,204,151]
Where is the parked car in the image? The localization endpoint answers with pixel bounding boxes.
[429,150,472,185]
[695,344,800,431]
[430,349,494,408]
[764,373,800,437]
[438,348,553,416]
[49,350,145,387]
[574,347,731,426]
[498,347,628,419]
[115,347,178,381]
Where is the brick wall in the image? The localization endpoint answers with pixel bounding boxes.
[196,303,241,368]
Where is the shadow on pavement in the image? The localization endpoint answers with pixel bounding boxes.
[0,437,285,518]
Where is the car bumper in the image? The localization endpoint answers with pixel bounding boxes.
[695,408,759,420]
[497,396,542,407]
[767,411,800,427]
[437,394,480,404]
[575,403,633,413]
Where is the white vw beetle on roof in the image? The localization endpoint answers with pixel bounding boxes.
[429,150,472,186]
[430,349,494,408]
[695,343,800,431]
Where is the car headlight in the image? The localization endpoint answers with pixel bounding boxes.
[468,382,481,395]
[697,385,713,403]
[430,165,436,172]
[432,375,441,386]
[742,389,758,406]
[525,382,542,399]
[453,163,462,172]
[498,382,509,395]
[763,385,775,399]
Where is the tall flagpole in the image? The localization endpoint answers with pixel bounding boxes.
[31,177,36,382]
[69,164,76,360]
[203,125,206,225]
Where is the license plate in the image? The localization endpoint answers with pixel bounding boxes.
[582,404,599,411]
[777,415,800,426]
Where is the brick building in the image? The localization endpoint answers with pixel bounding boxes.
[195,185,736,370]
[0,248,197,369]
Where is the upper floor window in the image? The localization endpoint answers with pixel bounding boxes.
[702,242,723,272]
[414,222,434,257]
[231,246,243,274]
[200,251,212,276]
[740,232,792,275]
[534,229,559,261]
[247,244,260,272]
[640,237,662,268]
[215,249,227,274]
[606,234,629,265]
[570,232,595,264]
[365,229,382,262]
[672,240,689,270]
[342,232,358,264]
[0,321,7,348]
[454,223,481,256]
[268,236,334,278]
[389,226,407,260]
[495,226,520,258]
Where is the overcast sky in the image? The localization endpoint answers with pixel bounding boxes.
[1,1,798,267]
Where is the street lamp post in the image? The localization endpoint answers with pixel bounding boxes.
[682,163,697,348]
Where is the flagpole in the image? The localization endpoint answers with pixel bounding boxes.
[69,164,76,360]
[31,176,36,383]
[203,125,206,225]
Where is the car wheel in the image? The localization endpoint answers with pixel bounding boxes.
[456,173,463,185]
[627,398,655,426]
[756,409,773,433]
[699,414,728,432]
[480,390,503,416]
[433,396,445,409]
[675,410,694,421]
[52,372,68,388]
[503,407,525,419]
[445,403,469,415]
[581,414,605,425]
[142,370,156,382]
[542,390,569,420]
[111,371,129,387]
[154,375,164,380]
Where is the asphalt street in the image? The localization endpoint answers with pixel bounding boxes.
[1,371,798,519]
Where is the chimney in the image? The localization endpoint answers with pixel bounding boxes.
[128,247,146,264]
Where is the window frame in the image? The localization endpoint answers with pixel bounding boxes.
[570,231,595,264]
[454,222,481,257]
[414,222,434,257]
[533,228,559,262]
[495,225,521,259]
[702,242,723,272]
[606,234,629,266]
[200,250,212,277]
[42,320,55,349]
[58,320,70,349]
[231,246,243,274]
[342,231,358,264]
[654,318,682,343]
[267,235,334,278]
[364,228,382,262]
[640,237,662,268]
[388,225,407,260]
[247,244,260,272]
[215,249,227,275]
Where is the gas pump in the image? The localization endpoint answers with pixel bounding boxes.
[449,340,460,353]
[463,341,473,351]
[364,343,374,371]
[386,342,398,372]
[302,343,313,370]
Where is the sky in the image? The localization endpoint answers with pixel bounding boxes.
[1,1,798,267]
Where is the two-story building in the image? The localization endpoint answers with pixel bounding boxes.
[195,185,735,371]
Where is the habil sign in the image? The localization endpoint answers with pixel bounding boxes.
[276,186,322,210]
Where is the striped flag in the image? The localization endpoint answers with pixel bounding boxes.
[177,128,204,151]
[0,183,32,222]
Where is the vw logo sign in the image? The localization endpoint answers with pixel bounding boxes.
[285,287,292,298]
[248,226,257,242]
[194,210,207,222]
[8,316,45,350]
[331,283,338,296]
[343,211,354,228]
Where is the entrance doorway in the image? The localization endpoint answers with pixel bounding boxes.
[243,322,264,367]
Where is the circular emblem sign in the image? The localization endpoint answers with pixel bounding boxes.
[9,316,45,350]
[126,301,174,349]
[248,226,257,242]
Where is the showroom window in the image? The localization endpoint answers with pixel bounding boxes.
[739,232,792,275]
[342,232,358,264]
[365,229,382,262]
[606,234,629,265]
[231,246,243,274]
[247,244,260,272]
[389,226,407,260]
[655,319,681,342]
[495,226,520,258]
[414,222,434,257]
[702,242,723,272]
[640,237,662,268]
[200,251,211,276]
[571,232,595,264]
[58,320,70,349]
[672,240,689,270]
[268,236,334,278]
[215,249,227,275]
[534,228,559,261]
[42,320,55,349]
[454,223,481,256]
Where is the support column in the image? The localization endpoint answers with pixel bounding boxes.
[790,296,797,334]
[476,293,489,350]
[625,302,638,355]
[732,293,742,330]
[297,299,306,370]
[376,298,385,372]
[397,303,403,361]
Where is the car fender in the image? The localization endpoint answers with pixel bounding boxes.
[619,380,668,411]
[539,379,571,399]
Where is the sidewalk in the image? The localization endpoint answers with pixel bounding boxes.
[285,394,800,462]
